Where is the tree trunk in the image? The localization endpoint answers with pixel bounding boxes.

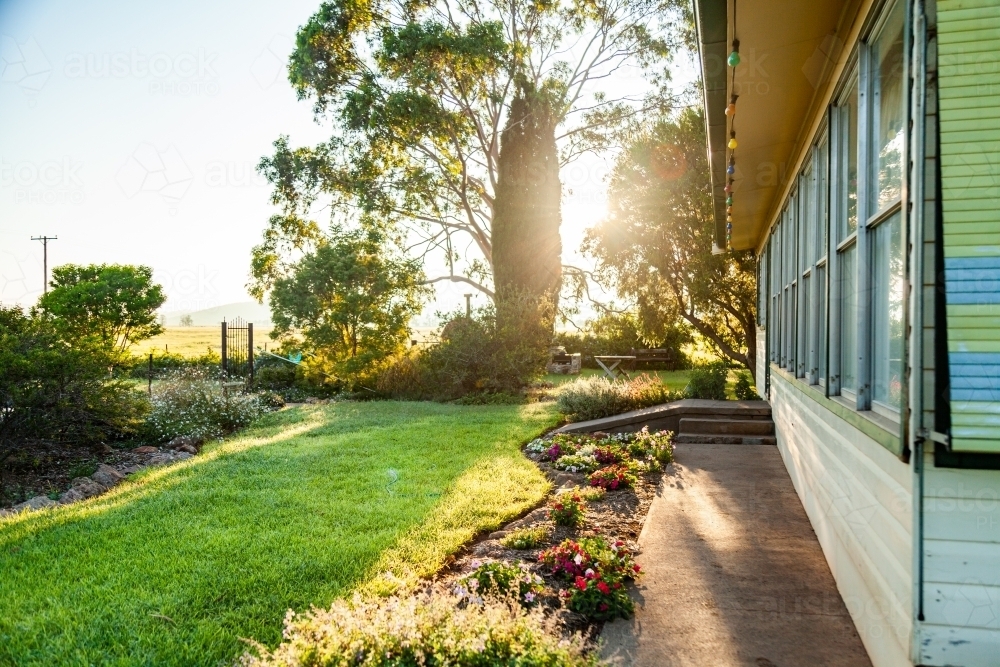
[491,89,562,333]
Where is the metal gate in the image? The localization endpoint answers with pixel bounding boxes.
[221,317,254,384]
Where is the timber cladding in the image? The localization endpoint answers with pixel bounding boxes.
[937,0,1000,453]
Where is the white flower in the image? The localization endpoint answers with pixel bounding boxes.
[584,568,595,578]
[574,554,583,565]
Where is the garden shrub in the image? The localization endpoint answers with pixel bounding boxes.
[240,591,597,667]
[119,349,220,380]
[557,374,684,422]
[685,361,729,400]
[144,368,268,442]
[628,426,675,465]
[459,561,544,606]
[733,370,758,400]
[548,491,586,527]
[0,305,148,468]
[501,526,550,550]
[588,464,638,491]
[376,297,550,401]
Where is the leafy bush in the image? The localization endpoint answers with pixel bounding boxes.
[376,296,551,401]
[501,526,551,550]
[548,491,586,527]
[144,368,268,442]
[0,305,148,468]
[241,591,597,667]
[540,537,641,619]
[119,349,220,380]
[734,370,758,400]
[557,374,684,422]
[578,486,606,502]
[686,361,729,400]
[593,445,627,465]
[588,464,638,491]
[460,561,544,606]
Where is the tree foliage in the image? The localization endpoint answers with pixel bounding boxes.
[584,109,758,374]
[0,305,147,469]
[250,0,689,302]
[269,227,430,382]
[37,264,165,360]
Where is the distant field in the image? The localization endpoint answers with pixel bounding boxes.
[132,327,274,357]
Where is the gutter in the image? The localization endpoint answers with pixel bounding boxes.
[693,0,729,250]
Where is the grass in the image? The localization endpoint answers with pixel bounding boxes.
[0,401,560,666]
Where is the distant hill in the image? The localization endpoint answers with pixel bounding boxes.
[161,301,272,327]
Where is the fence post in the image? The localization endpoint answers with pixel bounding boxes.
[221,320,228,378]
[148,352,153,396]
[248,322,254,387]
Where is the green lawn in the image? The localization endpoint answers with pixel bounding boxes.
[0,401,560,666]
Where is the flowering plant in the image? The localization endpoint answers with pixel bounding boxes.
[548,492,586,527]
[593,445,627,465]
[553,454,599,474]
[588,464,638,490]
[458,561,544,607]
[627,426,674,464]
[560,571,634,620]
[540,536,640,620]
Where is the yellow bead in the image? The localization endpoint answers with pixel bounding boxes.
[728,138,738,150]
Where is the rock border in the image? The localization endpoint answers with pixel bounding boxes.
[0,436,205,518]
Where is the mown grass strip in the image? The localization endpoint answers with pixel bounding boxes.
[0,401,559,666]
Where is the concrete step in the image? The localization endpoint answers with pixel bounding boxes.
[674,434,777,445]
[679,418,775,436]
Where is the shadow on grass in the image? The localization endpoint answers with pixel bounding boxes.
[0,401,557,667]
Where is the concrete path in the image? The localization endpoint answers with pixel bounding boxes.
[601,444,872,667]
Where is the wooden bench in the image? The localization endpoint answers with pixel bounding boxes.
[628,348,680,369]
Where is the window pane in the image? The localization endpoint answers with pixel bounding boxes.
[818,264,827,383]
[801,169,814,268]
[872,212,904,408]
[840,246,857,391]
[817,141,829,261]
[801,274,811,378]
[872,1,905,210]
[845,86,858,236]
[789,282,797,372]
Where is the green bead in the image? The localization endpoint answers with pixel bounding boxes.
[726,196,733,206]
[728,51,741,67]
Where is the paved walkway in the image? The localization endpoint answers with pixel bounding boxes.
[601,444,872,667]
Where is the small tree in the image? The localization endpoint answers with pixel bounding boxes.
[584,109,757,375]
[179,314,194,327]
[37,264,166,360]
[269,227,430,382]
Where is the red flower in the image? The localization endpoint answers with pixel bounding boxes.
[633,564,642,573]
[613,582,622,589]
[575,576,588,591]
[599,603,609,611]
[597,581,611,595]
[553,503,563,511]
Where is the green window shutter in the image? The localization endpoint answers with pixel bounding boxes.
[938,0,1000,453]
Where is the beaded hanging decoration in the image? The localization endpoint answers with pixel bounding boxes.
[725,0,739,249]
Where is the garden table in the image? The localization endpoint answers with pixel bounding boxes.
[594,355,636,380]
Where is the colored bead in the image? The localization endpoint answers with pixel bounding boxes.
[728,51,741,67]
[727,164,735,175]
[724,183,732,194]
[726,196,733,206]
[726,103,736,115]
[728,138,738,149]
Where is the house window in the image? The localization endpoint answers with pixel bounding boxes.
[761,0,906,424]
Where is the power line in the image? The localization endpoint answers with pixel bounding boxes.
[30,235,57,295]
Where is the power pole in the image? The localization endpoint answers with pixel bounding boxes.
[30,235,58,294]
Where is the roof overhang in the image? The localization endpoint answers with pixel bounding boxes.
[694,0,853,252]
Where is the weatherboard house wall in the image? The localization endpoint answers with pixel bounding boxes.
[696,0,1000,664]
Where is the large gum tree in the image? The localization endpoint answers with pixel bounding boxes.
[250,0,689,328]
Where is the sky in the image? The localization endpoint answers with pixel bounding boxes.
[0,0,695,323]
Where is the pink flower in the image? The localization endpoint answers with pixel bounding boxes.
[599,602,609,612]
[585,568,596,579]
[524,592,535,603]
